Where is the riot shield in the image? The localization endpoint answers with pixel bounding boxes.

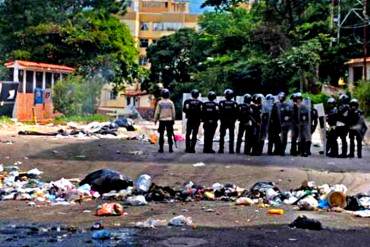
[298,98,312,142]
[260,98,274,141]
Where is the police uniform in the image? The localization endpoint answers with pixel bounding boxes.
[251,101,263,155]
[202,100,219,153]
[336,101,350,157]
[275,101,293,155]
[236,102,254,154]
[183,98,203,153]
[218,99,238,153]
[326,103,338,157]
[348,100,367,158]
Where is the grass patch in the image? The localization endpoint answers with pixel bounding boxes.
[53,114,112,125]
[0,116,14,125]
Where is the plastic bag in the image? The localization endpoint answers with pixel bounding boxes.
[96,203,125,216]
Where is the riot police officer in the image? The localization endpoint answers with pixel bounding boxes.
[272,92,292,156]
[251,94,264,155]
[336,94,350,158]
[326,97,338,157]
[183,89,203,153]
[348,99,367,158]
[218,89,238,154]
[154,88,176,153]
[266,94,279,155]
[290,93,300,156]
[236,94,254,154]
[202,91,219,153]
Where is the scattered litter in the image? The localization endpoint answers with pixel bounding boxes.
[135,218,167,228]
[354,210,370,218]
[91,230,111,240]
[135,174,152,193]
[168,215,193,226]
[235,197,254,206]
[126,195,147,206]
[267,209,284,215]
[193,162,206,167]
[289,215,323,230]
[96,203,125,216]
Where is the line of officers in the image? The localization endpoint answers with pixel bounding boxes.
[155,88,367,158]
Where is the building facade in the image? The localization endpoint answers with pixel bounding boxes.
[121,0,199,67]
[98,0,199,118]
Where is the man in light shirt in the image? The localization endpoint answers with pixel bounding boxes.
[154,88,176,153]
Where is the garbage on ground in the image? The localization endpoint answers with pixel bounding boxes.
[297,196,319,211]
[91,229,111,240]
[353,210,370,218]
[267,208,284,215]
[79,169,133,194]
[135,218,167,228]
[193,162,206,167]
[235,197,254,206]
[126,195,147,206]
[134,174,152,193]
[168,215,193,226]
[289,215,323,230]
[96,203,125,216]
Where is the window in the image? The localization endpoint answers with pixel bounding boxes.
[46,72,52,89]
[353,66,363,83]
[26,71,33,93]
[140,39,149,48]
[153,23,164,31]
[36,72,43,88]
[18,70,24,92]
[53,73,61,83]
[140,22,149,31]
[153,22,183,31]
[110,91,117,100]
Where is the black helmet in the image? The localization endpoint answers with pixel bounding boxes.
[253,93,264,104]
[327,97,336,105]
[224,89,234,100]
[265,94,274,101]
[278,92,286,102]
[244,93,252,104]
[161,88,170,99]
[349,98,359,108]
[208,91,216,101]
[293,92,302,102]
[191,89,200,99]
[338,93,350,104]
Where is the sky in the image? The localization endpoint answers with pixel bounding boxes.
[189,0,213,13]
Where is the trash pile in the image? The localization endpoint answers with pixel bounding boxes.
[18,118,137,138]
[2,166,370,218]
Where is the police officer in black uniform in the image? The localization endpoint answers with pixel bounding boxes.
[326,97,338,157]
[266,94,280,155]
[218,89,238,154]
[290,93,300,156]
[183,89,203,153]
[273,92,292,156]
[236,94,254,154]
[202,91,219,153]
[336,94,350,158]
[251,94,264,155]
[348,99,367,158]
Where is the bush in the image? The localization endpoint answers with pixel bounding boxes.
[302,92,330,105]
[353,80,370,116]
[53,75,104,116]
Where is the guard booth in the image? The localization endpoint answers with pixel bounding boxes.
[4,60,74,122]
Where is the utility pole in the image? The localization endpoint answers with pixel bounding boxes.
[363,0,368,80]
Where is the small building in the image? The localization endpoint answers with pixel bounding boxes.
[99,82,155,119]
[346,57,370,85]
[4,60,74,122]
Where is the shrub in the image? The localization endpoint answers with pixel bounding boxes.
[53,75,104,116]
[353,80,370,116]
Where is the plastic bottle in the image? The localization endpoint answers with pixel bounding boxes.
[267,209,284,215]
[135,174,152,193]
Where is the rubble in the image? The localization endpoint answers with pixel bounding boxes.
[1,164,370,221]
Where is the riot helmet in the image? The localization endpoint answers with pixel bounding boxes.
[349,98,359,109]
[278,92,286,102]
[191,89,200,99]
[224,89,234,100]
[338,93,350,104]
[161,88,170,99]
[265,94,274,101]
[243,93,252,104]
[208,91,216,101]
